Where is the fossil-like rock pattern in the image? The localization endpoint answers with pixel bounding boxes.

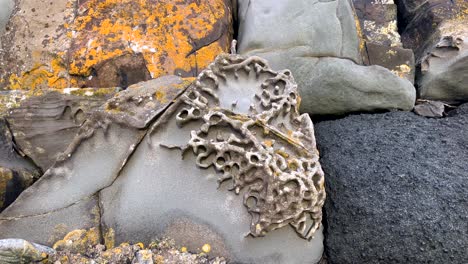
[0,55,325,263]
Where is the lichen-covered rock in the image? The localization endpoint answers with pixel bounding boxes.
[316,103,468,263]
[0,118,40,211]
[0,55,325,264]
[0,0,233,90]
[0,0,13,46]
[237,0,416,115]
[5,88,117,171]
[0,239,55,263]
[397,0,468,102]
[353,0,416,83]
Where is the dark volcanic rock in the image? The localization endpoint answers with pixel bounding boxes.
[315,104,468,263]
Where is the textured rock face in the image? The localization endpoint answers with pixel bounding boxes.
[0,118,40,211]
[238,0,362,63]
[315,104,468,263]
[0,0,233,90]
[0,239,55,263]
[237,0,416,115]
[0,56,325,264]
[0,0,13,45]
[5,89,117,171]
[397,0,468,102]
[353,0,415,82]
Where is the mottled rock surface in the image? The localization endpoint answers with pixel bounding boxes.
[315,104,468,263]
[0,0,13,45]
[353,0,415,82]
[5,88,117,171]
[397,0,468,102]
[0,0,233,90]
[237,0,416,115]
[0,118,40,211]
[0,55,326,264]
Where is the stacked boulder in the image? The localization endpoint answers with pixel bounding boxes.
[237,0,416,115]
[398,0,468,102]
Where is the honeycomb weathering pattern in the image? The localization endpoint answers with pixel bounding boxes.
[159,54,326,240]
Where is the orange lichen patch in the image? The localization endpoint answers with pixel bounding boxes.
[68,0,231,79]
[7,56,76,91]
[53,228,101,254]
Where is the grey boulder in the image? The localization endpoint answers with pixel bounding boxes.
[315,103,468,263]
[237,0,416,115]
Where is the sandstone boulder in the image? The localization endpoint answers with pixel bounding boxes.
[315,103,468,263]
[0,0,233,90]
[0,55,326,264]
[237,0,416,115]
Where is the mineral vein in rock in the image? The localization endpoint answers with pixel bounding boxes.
[161,54,326,240]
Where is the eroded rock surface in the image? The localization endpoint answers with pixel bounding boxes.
[316,103,468,263]
[5,88,117,171]
[0,55,325,264]
[237,0,416,115]
[0,0,233,90]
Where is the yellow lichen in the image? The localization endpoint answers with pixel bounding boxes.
[201,243,211,253]
[103,228,115,250]
[52,228,100,253]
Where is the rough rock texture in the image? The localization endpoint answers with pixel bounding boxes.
[315,104,468,263]
[0,118,40,211]
[397,0,468,102]
[0,0,233,90]
[5,88,117,170]
[0,55,326,264]
[0,235,226,264]
[353,0,415,82]
[238,0,363,64]
[0,238,55,263]
[237,0,416,115]
[0,0,13,45]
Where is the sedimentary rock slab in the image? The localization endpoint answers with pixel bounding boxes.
[6,88,117,171]
[0,55,326,264]
[316,103,468,263]
[0,0,233,89]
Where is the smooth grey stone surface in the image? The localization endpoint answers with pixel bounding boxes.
[252,52,416,115]
[237,0,362,63]
[315,104,468,263]
[0,0,13,43]
[237,0,416,115]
